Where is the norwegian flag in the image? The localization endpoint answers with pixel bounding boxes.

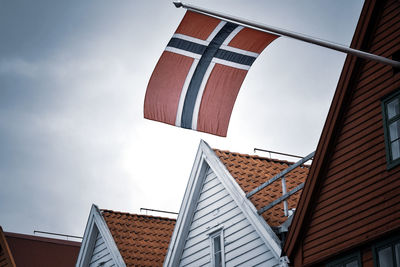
[144,11,278,137]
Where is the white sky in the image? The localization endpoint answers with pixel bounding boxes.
[0,0,364,238]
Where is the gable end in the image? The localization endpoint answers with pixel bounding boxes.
[164,140,282,267]
[76,205,126,267]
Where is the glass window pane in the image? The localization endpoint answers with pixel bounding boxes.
[391,140,400,160]
[214,252,222,267]
[378,246,394,267]
[389,121,400,141]
[395,242,400,267]
[214,236,221,253]
[345,260,359,267]
[387,98,400,120]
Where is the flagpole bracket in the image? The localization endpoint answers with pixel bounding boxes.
[173,1,183,8]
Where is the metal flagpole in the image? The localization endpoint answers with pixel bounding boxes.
[173,1,400,69]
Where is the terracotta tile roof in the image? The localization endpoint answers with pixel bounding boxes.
[101,210,176,267]
[214,149,309,227]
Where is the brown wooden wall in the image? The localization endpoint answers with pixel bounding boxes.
[362,246,374,267]
[0,228,15,267]
[299,0,400,265]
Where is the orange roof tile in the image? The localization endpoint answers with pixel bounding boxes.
[101,210,176,267]
[214,149,309,227]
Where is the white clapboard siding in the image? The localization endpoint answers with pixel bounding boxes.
[179,167,279,267]
[89,230,116,267]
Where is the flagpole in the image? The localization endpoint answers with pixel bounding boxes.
[173,1,400,69]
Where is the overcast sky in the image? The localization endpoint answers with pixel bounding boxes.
[0,0,364,239]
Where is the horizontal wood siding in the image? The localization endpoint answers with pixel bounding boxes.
[89,230,116,267]
[301,0,400,265]
[179,167,279,267]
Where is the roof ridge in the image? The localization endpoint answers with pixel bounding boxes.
[213,148,309,167]
[100,209,177,221]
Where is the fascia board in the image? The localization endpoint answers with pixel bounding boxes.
[94,206,126,267]
[201,141,282,259]
[164,139,282,266]
[0,226,16,267]
[76,204,126,267]
[76,205,98,267]
[163,140,209,267]
[283,0,377,258]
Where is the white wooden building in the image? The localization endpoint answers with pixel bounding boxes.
[164,140,309,267]
[76,140,309,267]
[76,205,175,267]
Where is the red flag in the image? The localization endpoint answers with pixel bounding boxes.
[144,11,278,137]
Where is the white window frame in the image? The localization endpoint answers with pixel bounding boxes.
[208,226,225,267]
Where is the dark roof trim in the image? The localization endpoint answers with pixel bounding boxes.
[283,0,378,260]
[4,232,81,247]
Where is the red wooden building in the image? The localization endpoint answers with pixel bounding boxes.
[283,0,400,266]
[0,226,80,267]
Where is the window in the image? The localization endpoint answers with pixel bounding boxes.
[373,235,400,267]
[326,252,362,267]
[209,228,225,267]
[382,90,400,169]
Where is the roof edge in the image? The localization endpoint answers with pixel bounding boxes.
[163,139,210,266]
[283,0,378,260]
[213,148,310,168]
[0,226,16,267]
[164,140,282,266]
[100,209,176,221]
[206,142,282,258]
[4,232,81,246]
[75,204,126,267]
